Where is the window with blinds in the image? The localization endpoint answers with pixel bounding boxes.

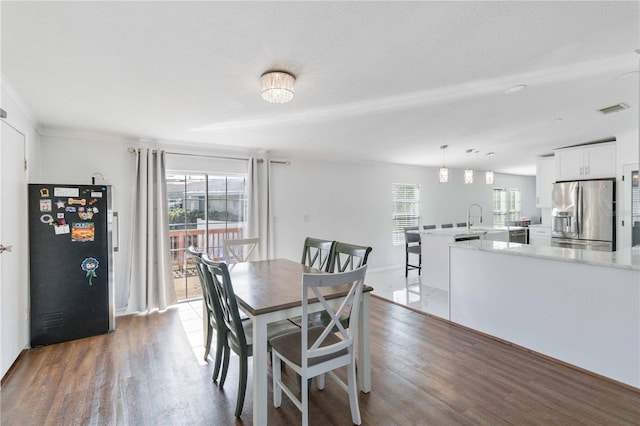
[392,183,420,246]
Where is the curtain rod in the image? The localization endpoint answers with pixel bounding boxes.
[127,147,290,165]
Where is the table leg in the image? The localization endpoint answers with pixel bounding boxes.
[357,293,371,393]
[252,315,269,424]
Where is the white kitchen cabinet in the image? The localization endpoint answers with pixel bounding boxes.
[555,142,616,181]
[528,225,551,246]
[535,157,555,208]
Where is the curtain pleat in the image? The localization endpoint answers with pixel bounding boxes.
[247,158,274,260]
[127,149,177,313]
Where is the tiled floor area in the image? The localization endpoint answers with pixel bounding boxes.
[177,266,449,362]
[177,299,209,365]
[365,267,449,319]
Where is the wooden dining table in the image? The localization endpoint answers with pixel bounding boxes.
[229,258,373,425]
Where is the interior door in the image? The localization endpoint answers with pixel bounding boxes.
[1,120,27,378]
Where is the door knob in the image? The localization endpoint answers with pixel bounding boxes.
[0,245,13,253]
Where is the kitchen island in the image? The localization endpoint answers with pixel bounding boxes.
[415,227,525,291]
[449,240,640,389]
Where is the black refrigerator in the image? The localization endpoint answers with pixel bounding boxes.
[28,184,115,346]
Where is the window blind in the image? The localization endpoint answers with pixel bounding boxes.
[392,183,420,246]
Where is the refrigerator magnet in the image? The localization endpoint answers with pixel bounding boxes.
[71,222,95,242]
[78,211,94,220]
[40,214,53,224]
[55,199,66,209]
[39,188,49,197]
[67,197,86,206]
[80,257,99,285]
[53,187,79,197]
[39,199,52,212]
[56,213,65,219]
[54,224,70,235]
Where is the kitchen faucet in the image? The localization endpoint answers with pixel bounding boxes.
[467,203,483,231]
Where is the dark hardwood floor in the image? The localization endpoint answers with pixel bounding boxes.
[2,296,639,425]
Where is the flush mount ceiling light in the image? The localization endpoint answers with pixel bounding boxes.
[439,145,449,183]
[485,171,494,185]
[261,71,295,104]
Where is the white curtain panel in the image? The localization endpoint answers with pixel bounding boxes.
[248,158,274,260]
[127,148,177,313]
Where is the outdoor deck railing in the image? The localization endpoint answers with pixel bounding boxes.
[169,225,244,275]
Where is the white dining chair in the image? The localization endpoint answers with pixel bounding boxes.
[222,237,260,269]
[269,265,368,426]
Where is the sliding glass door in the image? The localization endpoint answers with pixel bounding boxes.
[167,173,248,301]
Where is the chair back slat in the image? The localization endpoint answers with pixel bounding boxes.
[187,246,218,323]
[223,237,260,269]
[404,227,421,245]
[302,266,367,362]
[328,242,372,273]
[301,237,335,272]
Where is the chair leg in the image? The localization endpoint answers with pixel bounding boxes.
[418,253,422,275]
[405,250,409,277]
[317,373,325,390]
[235,354,248,418]
[272,352,282,408]
[204,322,213,361]
[301,373,309,426]
[347,361,362,425]
[297,375,313,394]
[212,332,225,383]
[218,344,230,387]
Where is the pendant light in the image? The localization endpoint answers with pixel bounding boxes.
[485,171,494,185]
[464,168,474,184]
[439,145,449,183]
[464,149,473,184]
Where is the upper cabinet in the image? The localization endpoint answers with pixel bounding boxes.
[555,142,616,181]
[536,157,555,208]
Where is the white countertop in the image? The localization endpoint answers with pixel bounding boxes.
[453,240,640,271]
[412,226,527,239]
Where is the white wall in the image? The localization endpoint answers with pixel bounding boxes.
[36,136,538,312]
[270,156,538,270]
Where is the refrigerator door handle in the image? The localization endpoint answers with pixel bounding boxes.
[113,211,119,252]
[576,185,582,235]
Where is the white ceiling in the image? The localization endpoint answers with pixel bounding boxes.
[2,1,638,175]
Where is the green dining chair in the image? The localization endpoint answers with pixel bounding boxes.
[201,254,299,418]
[186,246,225,382]
[301,237,335,272]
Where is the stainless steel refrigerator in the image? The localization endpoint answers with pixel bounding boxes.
[28,184,115,346]
[551,179,615,251]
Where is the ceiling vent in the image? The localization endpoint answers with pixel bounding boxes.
[598,103,629,114]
